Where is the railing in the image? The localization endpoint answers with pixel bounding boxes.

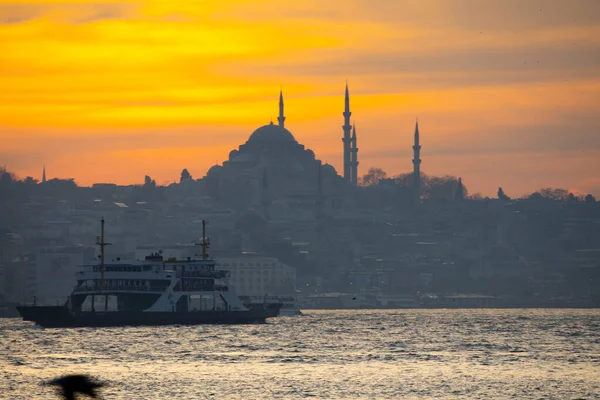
[72,285,165,293]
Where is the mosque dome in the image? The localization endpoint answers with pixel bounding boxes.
[247,122,297,145]
[228,149,239,160]
[207,164,223,177]
[322,163,337,175]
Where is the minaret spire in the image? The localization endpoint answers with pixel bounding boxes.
[278,89,285,128]
[412,119,421,202]
[342,82,352,182]
[350,123,359,185]
[42,164,47,183]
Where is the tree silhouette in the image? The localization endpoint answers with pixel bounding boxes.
[0,167,16,184]
[180,168,192,183]
[424,175,465,201]
[364,171,465,201]
[529,192,544,201]
[539,188,569,201]
[497,187,510,201]
[585,194,596,203]
[41,178,78,199]
[390,172,414,188]
[23,176,39,185]
[143,175,156,188]
[360,167,387,186]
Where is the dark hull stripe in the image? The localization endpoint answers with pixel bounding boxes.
[16,306,279,328]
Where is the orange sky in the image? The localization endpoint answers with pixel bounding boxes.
[1,0,599,197]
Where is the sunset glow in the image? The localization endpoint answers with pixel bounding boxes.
[1,0,599,196]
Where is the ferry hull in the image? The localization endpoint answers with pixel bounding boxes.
[17,305,279,328]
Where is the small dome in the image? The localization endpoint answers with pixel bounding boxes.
[304,149,315,159]
[247,122,297,145]
[207,164,223,177]
[228,149,239,160]
[322,163,337,175]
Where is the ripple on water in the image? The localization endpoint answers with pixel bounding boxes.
[0,309,599,399]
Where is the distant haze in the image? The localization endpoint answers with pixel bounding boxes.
[1,0,599,196]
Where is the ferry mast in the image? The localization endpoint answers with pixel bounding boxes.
[201,220,210,260]
[96,218,112,290]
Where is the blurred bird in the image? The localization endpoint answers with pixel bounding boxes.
[46,375,105,400]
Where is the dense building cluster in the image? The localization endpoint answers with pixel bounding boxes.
[1,87,599,313]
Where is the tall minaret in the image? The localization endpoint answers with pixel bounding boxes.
[342,82,352,182]
[278,89,285,128]
[412,120,421,201]
[42,164,47,183]
[350,123,359,185]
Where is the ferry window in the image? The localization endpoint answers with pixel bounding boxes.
[239,263,244,266]
[248,263,253,267]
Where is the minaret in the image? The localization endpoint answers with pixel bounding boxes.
[42,164,46,183]
[278,89,285,128]
[412,120,421,201]
[350,123,359,185]
[342,82,352,182]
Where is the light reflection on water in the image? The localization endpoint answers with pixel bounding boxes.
[1,309,599,399]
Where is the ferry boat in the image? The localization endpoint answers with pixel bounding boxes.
[17,220,280,328]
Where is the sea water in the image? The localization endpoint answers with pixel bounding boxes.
[1,309,599,399]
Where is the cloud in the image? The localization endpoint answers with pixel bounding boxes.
[0,4,43,24]
[0,2,139,25]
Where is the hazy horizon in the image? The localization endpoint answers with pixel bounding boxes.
[1,0,599,197]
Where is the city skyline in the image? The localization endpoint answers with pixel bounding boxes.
[1,0,599,196]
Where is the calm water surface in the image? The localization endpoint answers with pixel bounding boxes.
[1,309,599,399]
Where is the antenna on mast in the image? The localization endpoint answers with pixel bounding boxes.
[201,220,210,260]
[96,218,112,291]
